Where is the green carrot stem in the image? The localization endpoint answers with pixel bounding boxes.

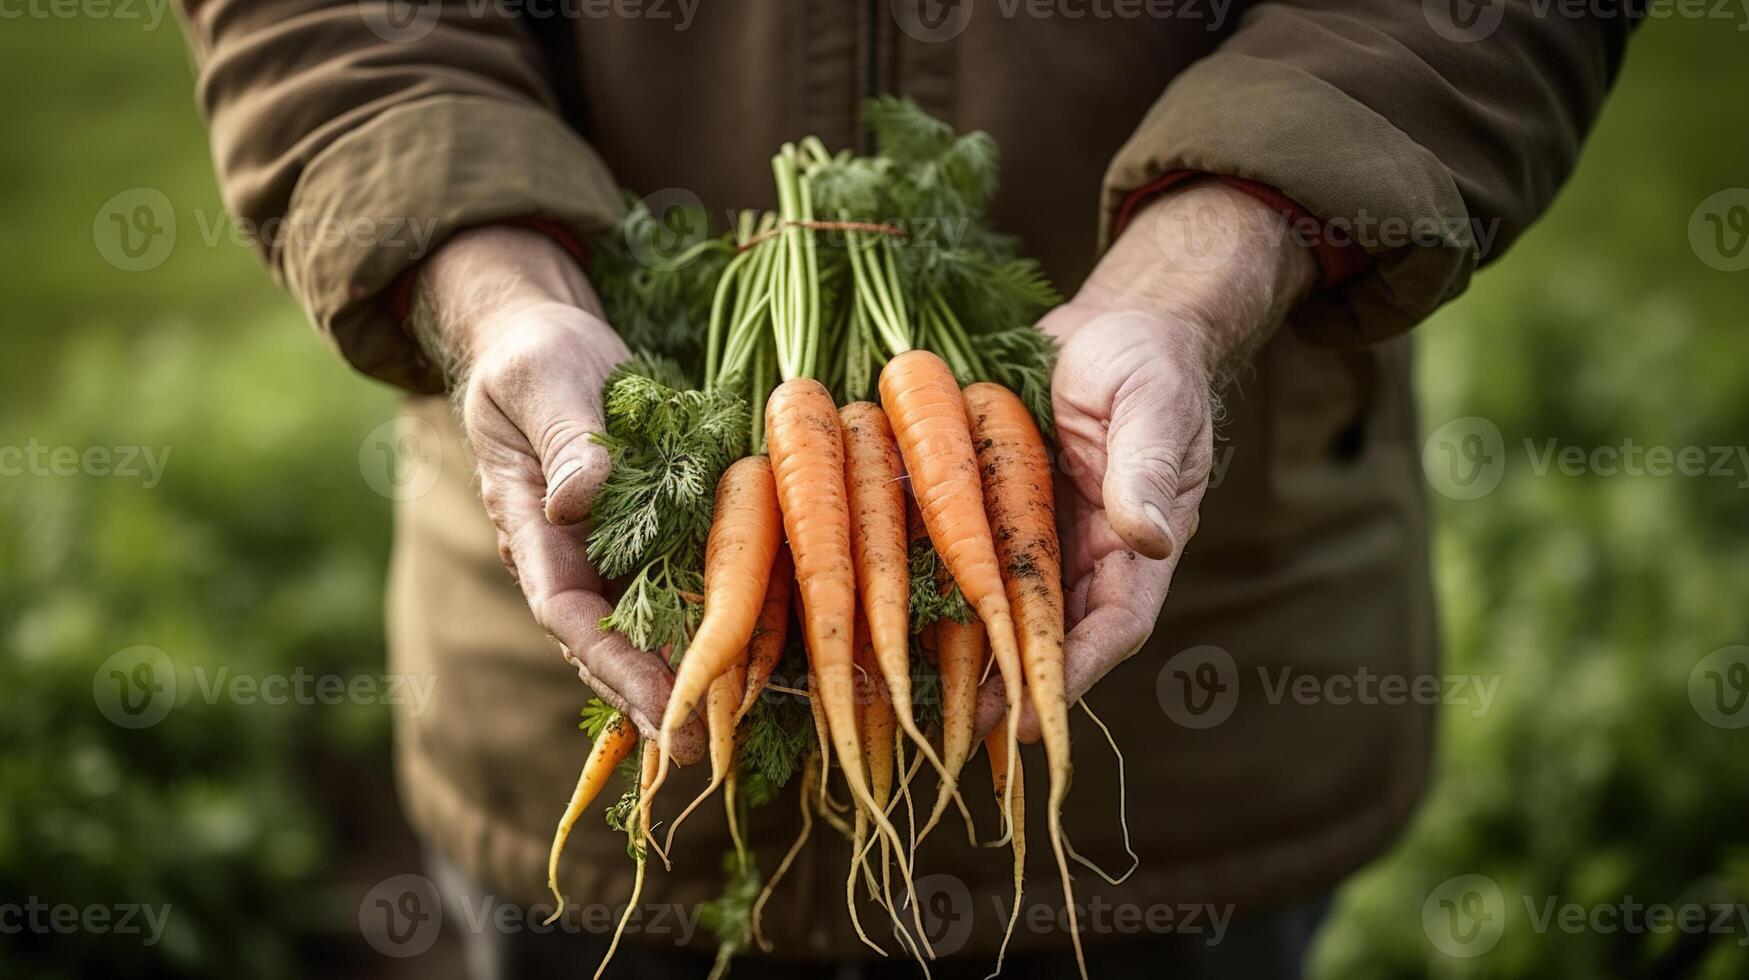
[860,236,907,353]
[798,169,821,380]
[928,290,984,377]
[705,245,757,391]
[750,336,774,454]
[881,241,910,346]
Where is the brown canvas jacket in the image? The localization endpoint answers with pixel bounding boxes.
[175,0,1632,959]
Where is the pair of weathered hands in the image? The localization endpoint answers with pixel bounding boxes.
[417,180,1314,764]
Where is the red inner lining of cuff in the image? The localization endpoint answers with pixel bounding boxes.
[1113,171,1370,288]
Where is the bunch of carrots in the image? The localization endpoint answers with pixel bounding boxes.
[541,99,1123,979]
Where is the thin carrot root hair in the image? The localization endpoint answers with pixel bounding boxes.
[752,752,820,953]
[1062,698,1138,885]
[596,741,661,980]
[724,771,747,864]
[984,728,1025,980]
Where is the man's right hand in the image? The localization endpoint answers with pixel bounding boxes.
[413,226,705,763]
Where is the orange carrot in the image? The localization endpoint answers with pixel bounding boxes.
[735,545,794,723]
[764,378,929,955]
[663,662,745,852]
[878,350,1026,835]
[857,615,897,812]
[543,713,638,924]
[965,380,1082,978]
[839,401,968,830]
[920,616,985,840]
[647,455,782,835]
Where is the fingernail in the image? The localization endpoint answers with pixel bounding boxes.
[1142,501,1176,554]
[548,458,583,494]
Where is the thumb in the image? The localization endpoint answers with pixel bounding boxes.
[535,393,614,527]
[479,315,622,528]
[465,309,626,528]
[1100,375,1211,561]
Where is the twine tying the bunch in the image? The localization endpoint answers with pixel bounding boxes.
[735,219,908,252]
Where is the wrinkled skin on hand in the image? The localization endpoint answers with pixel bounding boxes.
[418,226,705,764]
[976,179,1315,741]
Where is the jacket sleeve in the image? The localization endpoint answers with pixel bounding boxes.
[1102,0,1634,346]
[177,0,624,391]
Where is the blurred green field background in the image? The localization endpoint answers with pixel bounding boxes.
[2,12,1746,980]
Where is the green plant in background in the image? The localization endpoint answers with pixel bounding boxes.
[2,12,1747,980]
[1309,20,1749,978]
[1,321,398,979]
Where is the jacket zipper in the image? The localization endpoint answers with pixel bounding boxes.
[862,0,884,152]
[866,0,884,98]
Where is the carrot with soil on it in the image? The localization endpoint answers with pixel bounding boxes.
[879,350,1027,840]
[663,662,747,852]
[764,377,931,957]
[543,712,638,925]
[645,455,783,847]
[964,380,1083,979]
[735,545,794,723]
[840,400,972,839]
[921,616,986,841]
